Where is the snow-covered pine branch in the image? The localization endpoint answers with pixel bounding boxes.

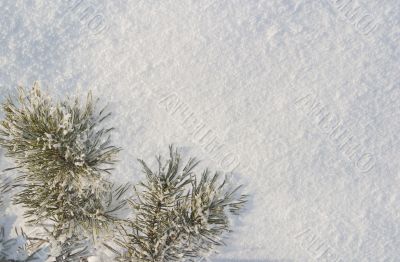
[112,146,247,262]
[0,84,128,259]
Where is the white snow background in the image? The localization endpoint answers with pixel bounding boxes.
[0,0,400,261]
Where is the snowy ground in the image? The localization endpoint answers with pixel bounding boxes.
[1,0,400,261]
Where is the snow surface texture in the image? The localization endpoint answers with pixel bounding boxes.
[0,0,399,261]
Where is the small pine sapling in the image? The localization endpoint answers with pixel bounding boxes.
[112,146,247,261]
[0,84,128,258]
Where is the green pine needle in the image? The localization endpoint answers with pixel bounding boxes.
[0,177,12,209]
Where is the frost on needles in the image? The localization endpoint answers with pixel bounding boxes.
[0,84,127,258]
[111,146,247,262]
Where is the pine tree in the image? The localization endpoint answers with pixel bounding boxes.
[111,146,247,262]
[0,84,128,259]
